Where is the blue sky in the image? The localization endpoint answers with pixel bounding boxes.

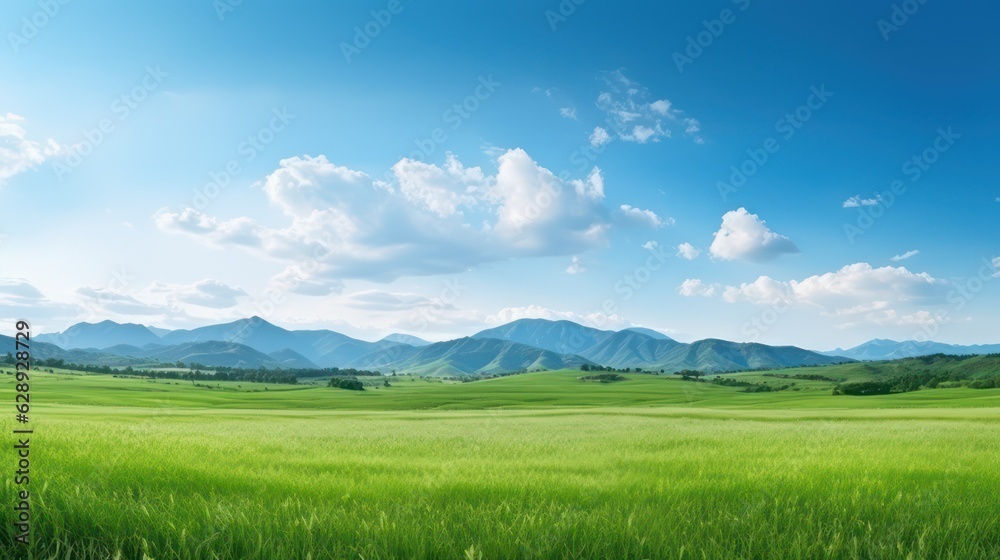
[1,1,998,349]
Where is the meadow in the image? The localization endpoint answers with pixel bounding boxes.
[2,368,999,559]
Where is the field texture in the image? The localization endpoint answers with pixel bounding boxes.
[2,369,998,559]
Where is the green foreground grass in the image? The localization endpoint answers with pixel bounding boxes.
[2,369,999,559]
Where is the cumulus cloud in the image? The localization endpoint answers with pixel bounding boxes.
[890,250,920,262]
[589,126,611,147]
[721,263,946,310]
[143,279,249,309]
[676,242,700,260]
[560,107,577,120]
[0,113,63,185]
[649,99,672,115]
[622,124,662,143]
[709,208,799,262]
[641,240,658,251]
[677,279,718,297]
[843,195,880,208]
[617,204,672,228]
[595,70,703,145]
[156,149,614,288]
[486,305,631,330]
[566,256,586,274]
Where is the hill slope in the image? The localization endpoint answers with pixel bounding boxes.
[354,337,594,376]
[473,319,845,373]
[472,319,615,355]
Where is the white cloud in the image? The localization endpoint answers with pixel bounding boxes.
[676,242,700,260]
[0,113,63,185]
[156,149,614,288]
[678,279,718,297]
[843,195,880,208]
[486,305,631,330]
[826,301,890,317]
[595,70,704,145]
[622,124,662,143]
[649,99,672,115]
[560,107,577,120]
[566,256,586,274]
[617,204,672,228]
[709,208,799,262]
[391,153,484,217]
[836,309,952,330]
[2,278,258,333]
[143,279,249,309]
[76,287,168,316]
[641,240,658,251]
[721,263,946,310]
[589,126,611,147]
[0,279,81,332]
[722,276,793,305]
[341,290,454,312]
[890,250,920,262]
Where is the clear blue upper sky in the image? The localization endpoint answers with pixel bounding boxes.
[1,1,997,349]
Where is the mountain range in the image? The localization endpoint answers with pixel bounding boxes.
[23,317,998,376]
[822,339,1000,361]
[25,317,852,375]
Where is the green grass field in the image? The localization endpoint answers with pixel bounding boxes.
[2,368,999,559]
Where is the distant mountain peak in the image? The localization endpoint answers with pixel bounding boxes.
[623,327,675,342]
[381,333,432,347]
[820,339,1000,361]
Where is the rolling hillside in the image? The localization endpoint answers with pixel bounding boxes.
[27,317,855,374]
[353,337,594,376]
